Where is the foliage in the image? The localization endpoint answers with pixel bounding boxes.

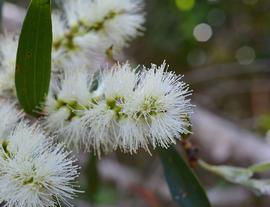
[15,0,52,116]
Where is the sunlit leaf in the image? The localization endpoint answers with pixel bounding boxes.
[175,0,196,11]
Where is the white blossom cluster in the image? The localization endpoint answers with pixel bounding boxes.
[0,103,79,207]
[0,0,194,206]
[45,62,193,155]
[52,0,145,70]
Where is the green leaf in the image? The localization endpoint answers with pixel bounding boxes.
[199,160,253,183]
[15,0,52,116]
[249,162,270,173]
[244,179,270,195]
[159,147,211,207]
[85,154,100,202]
[198,160,270,195]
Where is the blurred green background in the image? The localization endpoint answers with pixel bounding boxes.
[135,0,270,67]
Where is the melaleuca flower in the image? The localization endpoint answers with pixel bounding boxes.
[87,62,192,154]
[82,0,145,47]
[52,12,66,45]
[0,123,80,207]
[51,12,71,71]
[53,0,145,69]
[44,68,93,148]
[82,63,139,155]
[44,62,192,155]
[52,11,104,72]
[0,34,18,96]
[60,0,144,47]
[126,63,193,150]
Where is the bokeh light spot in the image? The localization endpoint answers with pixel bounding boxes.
[193,23,213,42]
[175,0,196,11]
[235,46,256,65]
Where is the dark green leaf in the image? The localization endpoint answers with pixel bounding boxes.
[159,147,211,207]
[15,0,52,116]
[85,154,100,202]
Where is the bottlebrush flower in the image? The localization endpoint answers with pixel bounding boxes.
[60,0,144,47]
[81,63,140,154]
[87,62,193,154]
[127,63,193,150]
[52,12,66,45]
[53,0,145,69]
[44,62,193,155]
[44,68,93,148]
[0,123,80,207]
[83,0,145,47]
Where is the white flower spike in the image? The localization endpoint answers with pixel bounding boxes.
[0,123,80,207]
[81,63,140,155]
[45,68,93,149]
[91,62,193,154]
[45,62,193,155]
[59,0,144,48]
[128,63,193,149]
[53,0,145,71]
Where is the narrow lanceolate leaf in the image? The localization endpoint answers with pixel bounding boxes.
[199,160,270,195]
[159,147,211,207]
[85,154,100,202]
[15,0,52,116]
